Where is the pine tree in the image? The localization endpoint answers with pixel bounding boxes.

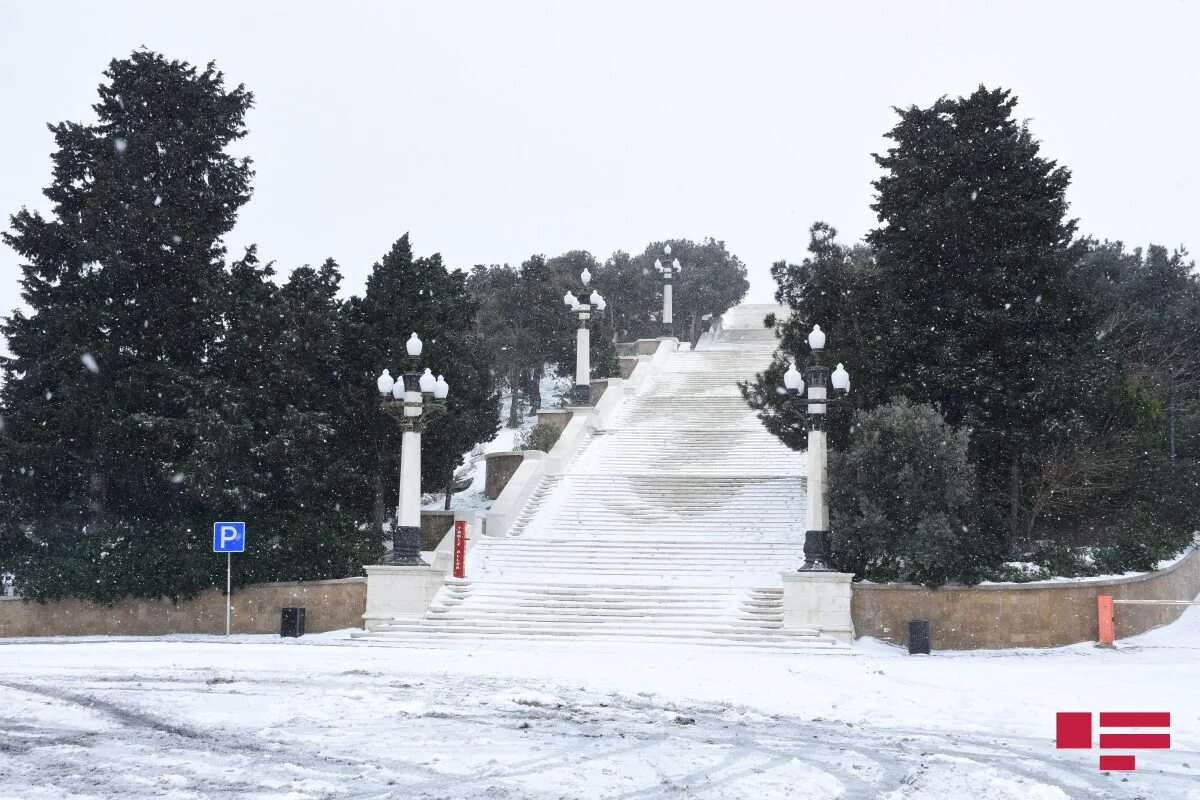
[0,51,254,600]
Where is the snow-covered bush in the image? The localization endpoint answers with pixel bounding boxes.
[516,423,562,454]
[828,399,996,587]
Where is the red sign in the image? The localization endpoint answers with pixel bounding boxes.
[452,520,466,579]
[1056,711,1171,771]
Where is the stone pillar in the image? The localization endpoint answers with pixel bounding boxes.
[362,565,445,630]
[396,427,423,559]
[572,317,591,406]
[781,571,854,644]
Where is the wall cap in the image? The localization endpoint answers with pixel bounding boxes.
[852,544,1198,593]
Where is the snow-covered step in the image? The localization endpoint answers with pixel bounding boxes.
[356,303,853,650]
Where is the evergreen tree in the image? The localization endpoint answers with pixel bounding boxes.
[343,236,499,534]
[741,223,880,451]
[597,238,749,344]
[0,51,253,600]
[867,86,1119,544]
[828,399,991,587]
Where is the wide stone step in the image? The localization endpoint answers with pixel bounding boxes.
[354,629,844,650]
[372,619,830,640]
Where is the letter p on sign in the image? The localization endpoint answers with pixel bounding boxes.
[213,522,246,553]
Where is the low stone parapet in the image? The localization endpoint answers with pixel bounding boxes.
[0,577,366,637]
[484,451,524,499]
[852,545,1200,649]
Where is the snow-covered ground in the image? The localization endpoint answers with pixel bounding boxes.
[3,608,1198,799]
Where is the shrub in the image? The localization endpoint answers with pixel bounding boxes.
[828,398,994,586]
[515,423,562,453]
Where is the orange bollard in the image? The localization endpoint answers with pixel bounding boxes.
[1097,595,1115,645]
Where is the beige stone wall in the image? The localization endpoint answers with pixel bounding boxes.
[852,546,1200,649]
[420,510,455,550]
[589,379,609,406]
[484,451,525,500]
[0,577,366,638]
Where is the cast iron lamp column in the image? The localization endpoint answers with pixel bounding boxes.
[782,324,851,571]
[375,332,450,566]
[654,244,680,337]
[562,267,606,406]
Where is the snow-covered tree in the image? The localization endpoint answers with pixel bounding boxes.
[0,50,254,600]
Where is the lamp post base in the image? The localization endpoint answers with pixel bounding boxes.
[380,525,428,567]
[569,383,591,407]
[800,530,834,571]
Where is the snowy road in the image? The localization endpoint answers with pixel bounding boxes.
[2,615,1199,799]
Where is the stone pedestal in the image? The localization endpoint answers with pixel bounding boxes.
[781,571,854,644]
[362,565,444,631]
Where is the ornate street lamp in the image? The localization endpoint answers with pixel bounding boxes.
[782,324,851,571]
[654,243,679,337]
[563,268,606,406]
[375,332,449,565]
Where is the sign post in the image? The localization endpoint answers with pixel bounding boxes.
[453,520,466,579]
[212,522,246,636]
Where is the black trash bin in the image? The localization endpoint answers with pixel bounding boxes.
[281,607,306,638]
[908,619,931,654]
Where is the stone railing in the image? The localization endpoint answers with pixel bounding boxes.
[851,544,1200,649]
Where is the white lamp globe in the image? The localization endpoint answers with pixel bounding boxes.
[663,243,672,256]
[808,324,826,350]
[376,369,394,396]
[563,291,573,306]
[419,368,436,393]
[672,258,681,271]
[832,363,850,391]
[783,363,804,392]
[595,294,607,311]
[433,375,449,399]
[391,378,404,399]
[406,332,423,357]
[580,267,591,286]
[654,259,663,272]
[589,290,602,305]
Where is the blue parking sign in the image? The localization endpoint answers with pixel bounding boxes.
[213,522,246,553]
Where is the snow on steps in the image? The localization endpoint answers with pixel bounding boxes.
[358,580,842,650]
[356,303,849,650]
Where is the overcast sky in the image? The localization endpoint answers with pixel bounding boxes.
[1,0,1197,328]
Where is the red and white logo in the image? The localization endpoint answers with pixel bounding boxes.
[1056,712,1171,771]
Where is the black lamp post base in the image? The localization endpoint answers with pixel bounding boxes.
[380,525,428,566]
[569,383,591,406]
[800,530,834,571]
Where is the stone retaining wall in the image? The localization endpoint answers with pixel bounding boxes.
[851,545,1200,649]
[0,577,366,638]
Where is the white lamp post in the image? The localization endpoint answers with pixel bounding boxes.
[654,244,678,337]
[781,324,850,571]
[564,268,605,406]
[375,332,449,565]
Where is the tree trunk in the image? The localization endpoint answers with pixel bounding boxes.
[1168,362,1176,461]
[507,367,521,428]
[530,365,543,412]
[372,450,387,535]
[1008,452,1021,546]
[443,479,453,510]
[689,313,698,348]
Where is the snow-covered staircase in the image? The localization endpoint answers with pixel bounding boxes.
[358,303,844,649]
